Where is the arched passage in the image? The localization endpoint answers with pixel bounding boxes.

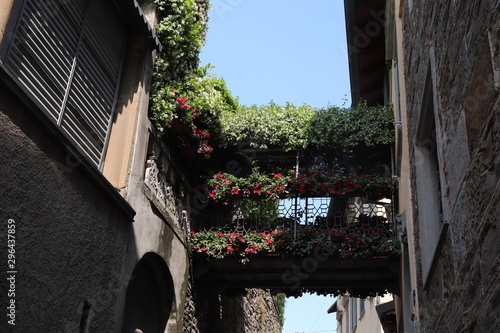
[122,252,175,333]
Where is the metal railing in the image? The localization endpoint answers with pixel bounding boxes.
[198,196,396,237]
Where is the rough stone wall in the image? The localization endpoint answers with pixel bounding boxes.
[402,0,500,331]
[221,289,282,333]
[189,286,282,333]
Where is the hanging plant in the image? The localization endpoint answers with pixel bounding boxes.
[188,228,401,264]
[205,168,397,204]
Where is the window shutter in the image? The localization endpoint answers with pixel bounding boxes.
[3,0,126,168]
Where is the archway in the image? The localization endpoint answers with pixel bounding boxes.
[122,252,175,333]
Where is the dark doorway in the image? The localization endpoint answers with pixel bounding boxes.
[122,253,175,333]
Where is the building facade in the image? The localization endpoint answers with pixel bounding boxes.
[332,295,394,333]
[0,1,285,332]
[0,1,195,332]
[346,0,500,332]
[400,0,500,331]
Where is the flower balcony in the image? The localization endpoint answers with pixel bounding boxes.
[191,172,401,297]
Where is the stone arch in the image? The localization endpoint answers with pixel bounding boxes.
[122,252,175,333]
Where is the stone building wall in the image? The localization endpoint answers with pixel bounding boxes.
[221,289,282,333]
[186,285,283,333]
[402,0,500,331]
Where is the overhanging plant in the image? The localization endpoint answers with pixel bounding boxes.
[205,168,397,204]
[189,230,280,263]
[188,228,401,264]
[219,101,394,153]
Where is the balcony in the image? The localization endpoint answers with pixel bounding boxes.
[191,172,401,297]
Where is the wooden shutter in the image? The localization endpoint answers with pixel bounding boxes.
[3,0,126,168]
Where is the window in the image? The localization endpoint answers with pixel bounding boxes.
[1,0,126,168]
[349,297,358,332]
[414,61,446,286]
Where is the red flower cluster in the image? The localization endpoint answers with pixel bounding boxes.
[189,228,401,263]
[206,170,396,203]
[207,172,288,204]
[171,93,213,158]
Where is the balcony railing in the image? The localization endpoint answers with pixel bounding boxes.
[198,196,396,238]
[192,191,400,297]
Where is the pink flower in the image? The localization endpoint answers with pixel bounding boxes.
[201,247,207,252]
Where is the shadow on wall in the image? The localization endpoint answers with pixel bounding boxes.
[122,252,176,333]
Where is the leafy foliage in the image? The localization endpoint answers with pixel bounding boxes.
[220,101,316,151]
[218,101,394,152]
[151,0,239,158]
[206,168,397,204]
[153,0,210,86]
[151,65,238,139]
[188,228,401,264]
[307,102,395,150]
[273,293,286,328]
[149,1,394,162]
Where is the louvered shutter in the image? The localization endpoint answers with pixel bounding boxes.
[3,0,126,168]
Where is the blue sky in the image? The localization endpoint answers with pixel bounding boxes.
[200,1,350,332]
[200,0,351,108]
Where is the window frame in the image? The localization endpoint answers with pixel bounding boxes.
[414,54,449,289]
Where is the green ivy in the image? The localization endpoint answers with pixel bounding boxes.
[151,65,238,138]
[307,102,395,150]
[220,101,316,151]
[219,101,394,152]
[149,1,394,159]
[273,293,286,328]
[153,0,210,86]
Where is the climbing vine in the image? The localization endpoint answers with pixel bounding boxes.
[149,0,394,160]
[273,293,286,328]
[152,0,210,86]
[220,101,394,152]
[150,0,238,158]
